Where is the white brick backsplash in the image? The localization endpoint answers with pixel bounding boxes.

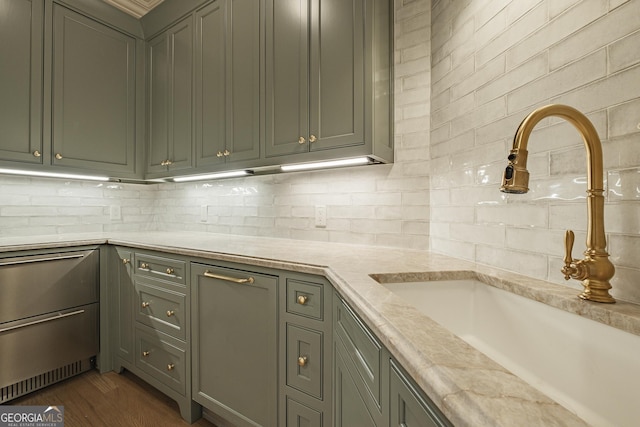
[609,29,640,74]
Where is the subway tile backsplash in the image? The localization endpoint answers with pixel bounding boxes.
[2,0,640,303]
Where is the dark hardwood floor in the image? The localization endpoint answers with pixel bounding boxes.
[7,369,216,427]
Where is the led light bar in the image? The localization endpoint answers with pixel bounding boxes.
[173,170,252,182]
[280,157,371,172]
[0,168,110,182]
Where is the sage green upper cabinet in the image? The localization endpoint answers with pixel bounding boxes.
[0,0,44,165]
[265,0,392,163]
[194,0,262,171]
[48,3,140,177]
[146,15,194,177]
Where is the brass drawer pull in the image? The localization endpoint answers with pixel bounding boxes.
[297,356,308,367]
[216,151,224,157]
[33,150,41,157]
[140,262,149,269]
[142,351,150,357]
[223,149,230,156]
[167,363,175,371]
[309,134,317,143]
[298,136,306,144]
[122,258,130,265]
[141,302,150,308]
[297,295,308,305]
[203,271,254,284]
[55,153,63,160]
[166,310,175,317]
[166,267,174,275]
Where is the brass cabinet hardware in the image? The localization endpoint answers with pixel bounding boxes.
[161,159,173,166]
[55,153,63,160]
[203,271,254,284]
[142,351,150,357]
[33,150,41,157]
[298,136,306,144]
[141,301,150,308]
[122,258,130,265]
[216,151,224,157]
[309,134,317,143]
[296,295,308,305]
[166,268,174,275]
[167,363,175,371]
[223,149,230,156]
[0,309,84,334]
[166,310,175,317]
[140,263,149,269]
[297,356,308,367]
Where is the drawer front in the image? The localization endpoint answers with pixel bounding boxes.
[0,303,99,387]
[334,297,382,406]
[135,253,185,286]
[135,281,186,340]
[286,324,323,399]
[286,397,322,427]
[135,327,186,395]
[286,279,324,320]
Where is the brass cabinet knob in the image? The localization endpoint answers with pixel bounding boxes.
[297,356,308,367]
[216,151,224,157]
[298,136,306,144]
[166,310,175,317]
[167,363,175,371]
[309,134,317,143]
[223,149,230,156]
[140,263,149,269]
[33,150,41,157]
[141,301,150,308]
[297,295,308,305]
[55,153,63,160]
[122,258,130,265]
[142,351,150,357]
[166,267,174,275]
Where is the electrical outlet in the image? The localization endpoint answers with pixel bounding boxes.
[200,205,208,222]
[110,205,122,221]
[315,205,327,228]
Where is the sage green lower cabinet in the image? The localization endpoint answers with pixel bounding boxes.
[108,248,200,423]
[333,292,453,427]
[280,274,333,427]
[191,262,278,427]
[389,360,452,427]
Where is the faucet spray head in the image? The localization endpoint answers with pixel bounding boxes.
[500,148,530,194]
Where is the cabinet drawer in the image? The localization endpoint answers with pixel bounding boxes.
[334,297,382,407]
[135,280,186,341]
[286,397,322,427]
[135,253,186,286]
[286,279,324,320]
[135,326,186,395]
[286,324,323,399]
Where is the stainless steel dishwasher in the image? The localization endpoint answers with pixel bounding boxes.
[0,248,99,403]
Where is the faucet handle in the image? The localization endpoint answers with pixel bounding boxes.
[563,230,575,280]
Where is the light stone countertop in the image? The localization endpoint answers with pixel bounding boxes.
[3,231,640,426]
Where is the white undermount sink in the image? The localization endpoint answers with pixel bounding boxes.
[379,276,640,427]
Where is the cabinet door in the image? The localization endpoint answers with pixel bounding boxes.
[0,0,44,164]
[334,342,378,427]
[196,0,261,168]
[192,263,278,427]
[265,0,309,157]
[147,16,194,174]
[50,4,136,175]
[109,247,134,366]
[309,0,366,151]
[389,361,452,427]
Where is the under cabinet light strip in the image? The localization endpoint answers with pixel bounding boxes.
[280,157,371,172]
[173,170,252,182]
[0,168,109,182]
